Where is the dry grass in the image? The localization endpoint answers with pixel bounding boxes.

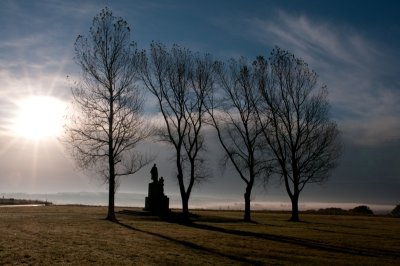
[0,206,398,265]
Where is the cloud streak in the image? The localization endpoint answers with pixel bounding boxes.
[246,10,400,145]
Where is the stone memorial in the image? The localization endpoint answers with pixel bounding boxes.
[144,164,169,214]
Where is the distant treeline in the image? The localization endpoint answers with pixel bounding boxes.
[306,206,373,215]
[306,205,400,217]
[0,197,52,206]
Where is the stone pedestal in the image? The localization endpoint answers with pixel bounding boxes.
[144,180,169,214]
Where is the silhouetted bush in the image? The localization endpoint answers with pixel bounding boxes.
[390,204,400,217]
[350,205,374,215]
[319,207,348,215]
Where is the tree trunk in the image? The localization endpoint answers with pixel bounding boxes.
[176,156,190,221]
[107,114,116,222]
[243,187,252,222]
[289,194,300,222]
[181,193,189,221]
[177,172,189,221]
[284,171,300,222]
[106,87,116,222]
[106,172,117,221]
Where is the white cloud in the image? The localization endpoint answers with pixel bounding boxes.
[246,10,400,145]
[247,11,379,69]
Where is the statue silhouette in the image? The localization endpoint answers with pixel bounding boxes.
[150,163,158,183]
[145,164,169,214]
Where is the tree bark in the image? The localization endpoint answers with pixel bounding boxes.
[289,194,300,222]
[181,193,189,221]
[106,173,116,221]
[176,157,190,221]
[244,186,252,222]
[107,101,116,222]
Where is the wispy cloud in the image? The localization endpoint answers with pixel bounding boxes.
[245,10,400,145]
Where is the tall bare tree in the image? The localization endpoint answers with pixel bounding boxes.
[135,42,213,220]
[255,48,341,221]
[207,58,271,221]
[65,8,151,221]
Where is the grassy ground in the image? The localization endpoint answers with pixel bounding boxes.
[0,206,398,265]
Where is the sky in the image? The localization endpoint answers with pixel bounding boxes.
[0,0,399,208]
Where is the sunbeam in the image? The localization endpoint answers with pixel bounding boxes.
[10,96,67,140]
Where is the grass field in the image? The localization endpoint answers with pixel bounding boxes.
[0,206,398,265]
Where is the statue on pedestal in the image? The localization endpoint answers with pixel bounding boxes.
[150,163,158,183]
[144,164,169,214]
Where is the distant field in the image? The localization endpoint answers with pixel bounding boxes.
[0,206,398,265]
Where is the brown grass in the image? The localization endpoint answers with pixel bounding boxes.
[0,206,398,265]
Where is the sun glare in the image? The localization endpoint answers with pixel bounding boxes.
[12,96,67,140]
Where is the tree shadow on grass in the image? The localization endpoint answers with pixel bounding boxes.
[118,209,247,224]
[186,222,400,259]
[117,210,399,259]
[114,220,264,265]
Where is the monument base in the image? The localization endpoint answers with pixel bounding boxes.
[144,195,170,214]
[144,181,170,214]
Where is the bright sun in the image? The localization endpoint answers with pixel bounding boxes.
[12,96,67,140]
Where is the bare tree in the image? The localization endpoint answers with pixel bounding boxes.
[65,8,151,221]
[255,48,341,221]
[207,58,271,222]
[135,42,213,220]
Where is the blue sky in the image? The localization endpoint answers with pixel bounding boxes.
[0,0,399,208]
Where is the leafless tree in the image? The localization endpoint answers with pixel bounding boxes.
[64,8,151,221]
[207,58,271,221]
[135,42,213,220]
[255,48,342,221]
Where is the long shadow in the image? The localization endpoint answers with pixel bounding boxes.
[118,209,196,223]
[118,210,400,259]
[114,220,264,265]
[118,209,246,224]
[309,226,400,241]
[187,222,400,259]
